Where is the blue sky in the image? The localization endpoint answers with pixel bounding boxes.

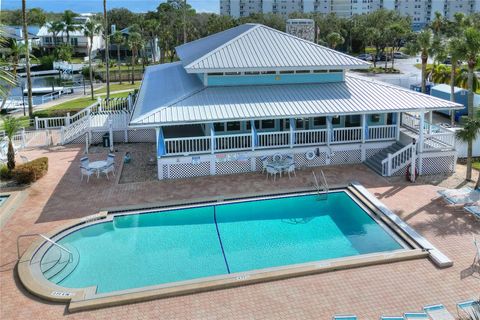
[1,0,219,14]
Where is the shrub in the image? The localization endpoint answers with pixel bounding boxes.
[12,157,49,184]
[0,164,12,180]
[33,108,80,118]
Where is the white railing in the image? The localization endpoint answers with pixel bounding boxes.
[401,113,420,131]
[61,116,89,144]
[294,129,327,146]
[35,116,67,129]
[2,128,51,150]
[368,125,396,141]
[332,127,362,144]
[257,131,290,149]
[164,136,211,155]
[215,134,251,152]
[423,133,456,151]
[381,143,414,176]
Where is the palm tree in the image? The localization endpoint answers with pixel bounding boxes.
[83,21,102,100]
[21,0,33,118]
[2,116,21,171]
[103,0,110,104]
[455,68,479,92]
[111,31,124,84]
[447,37,466,126]
[0,40,28,110]
[415,30,433,94]
[127,32,143,85]
[426,63,450,84]
[144,19,160,64]
[459,27,480,180]
[0,28,17,111]
[61,10,78,45]
[456,111,480,187]
[48,20,65,47]
[326,32,344,49]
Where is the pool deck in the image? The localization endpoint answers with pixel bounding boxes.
[1,144,479,319]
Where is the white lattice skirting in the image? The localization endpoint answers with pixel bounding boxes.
[391,151,457,177]
[157,142,398,180]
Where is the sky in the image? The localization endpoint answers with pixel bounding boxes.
[1,0,219,14]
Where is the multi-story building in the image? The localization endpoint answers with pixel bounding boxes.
[286,19,315,41]
[220,0,480,28]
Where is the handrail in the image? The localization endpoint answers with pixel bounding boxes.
[312,170,329,199]
[17,233,72,261]
[320,169,329,194]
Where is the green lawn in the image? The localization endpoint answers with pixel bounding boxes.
[473,162,480,171]
[94,82,141,94]
[97,65,145,72]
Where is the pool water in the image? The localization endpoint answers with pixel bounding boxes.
[42,191,404,294]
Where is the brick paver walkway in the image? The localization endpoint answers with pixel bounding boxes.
[0,144,478,319]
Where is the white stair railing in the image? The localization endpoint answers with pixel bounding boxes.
[381,143,415,176]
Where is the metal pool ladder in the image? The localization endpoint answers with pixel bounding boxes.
[312,170,329,200]
[17,233,73,261]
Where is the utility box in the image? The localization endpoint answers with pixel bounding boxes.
[410,83,432,95]
[102,133,110,148]
[431,84,468,122]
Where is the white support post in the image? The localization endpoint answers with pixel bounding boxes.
[60,126,65,145]
[428,111,433,134]
[387,153,393,176]
[97,97,102,112]
[418,111,425,153]
[327,117,332,146]
[124,113,129,143]
[289,118,295,148]
[411,142,418,180]
[361,114,366,144]
[251,120,255,151]
[155,127,160,157]
[210,124,215,154]
[396,112,401,141]
[21,128,26,148]
[35,116,39,130]
[65,112,71,127]
[108,119,114,152]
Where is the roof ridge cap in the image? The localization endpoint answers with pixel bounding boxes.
[184,24,261,69]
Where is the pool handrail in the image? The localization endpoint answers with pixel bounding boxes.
[17,233,73,261]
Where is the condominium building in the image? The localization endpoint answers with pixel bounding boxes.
[220,0,480,28]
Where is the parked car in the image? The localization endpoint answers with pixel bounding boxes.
[375,54,391,62]
[393,52,409,59]
[443,56,462,65]
[357,53,373,61]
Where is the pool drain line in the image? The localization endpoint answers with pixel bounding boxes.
[213,207,231,274]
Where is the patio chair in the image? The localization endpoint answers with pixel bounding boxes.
[464,205,480,220]
[266,165,280,181]
[286,163,296,179]
[474,237,480,267]
[423,304,455,320]
[80,165,94,183]
[260,155,269,173]
[403,312,429,319]
[456,300,480,318]
[80,156,90,168]
[100,154,116,179]
[443,189,480,206]
[332,315,357,320]
[436,186,473,199]
[272,153,282,162]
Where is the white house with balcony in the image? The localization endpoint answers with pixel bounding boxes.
[128,23,462,180]
[37,15,104,56]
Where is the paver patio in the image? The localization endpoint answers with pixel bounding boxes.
[0,144,479,320]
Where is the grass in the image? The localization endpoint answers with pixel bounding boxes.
[42,91,131,113]
[94,82,141,94]
[473,162,480,171]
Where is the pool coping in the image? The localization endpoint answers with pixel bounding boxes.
[18,185,434,312]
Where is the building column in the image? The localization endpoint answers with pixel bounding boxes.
[289,118,295,148]
[396,112,401,141]
[428,111,433,134]
[361,114,367,144]
[418,111,425,154]
[209,124,215,154]
[327,116,332,146]
[251,120,256,151]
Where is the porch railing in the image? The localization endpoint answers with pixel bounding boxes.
[381,142,414,176]
[164,136,211,155]
[295,129,327,146]
[257,131,290,149]
[215,133,251,152]
[401,112,455,151]
[368,125,396,141]
[332,127,362,144]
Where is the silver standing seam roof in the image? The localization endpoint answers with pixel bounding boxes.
[130,63,462,126]
[175,24,371,73]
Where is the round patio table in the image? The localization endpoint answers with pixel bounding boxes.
[267,159,292,176]
[89,160,107,178]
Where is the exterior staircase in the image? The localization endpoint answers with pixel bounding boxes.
[364,142,405,175]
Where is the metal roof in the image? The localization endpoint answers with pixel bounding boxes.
[175,24,370,73]
[130,73,463,126]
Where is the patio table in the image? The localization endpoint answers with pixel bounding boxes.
[89,160,108,178]
[267,159,293,176]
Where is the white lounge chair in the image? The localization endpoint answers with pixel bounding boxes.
[457,300,480,318]
[443,189,480,206]
[473,237,480,267]
[464,205,480,220]
[423,304,455,320]
[437,186,473,198]
[272,153,282,162]
[403,312,429,319]
[332,315,357,320]
[266,165,280,181]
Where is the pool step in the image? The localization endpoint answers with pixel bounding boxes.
[41,244,79,283]
[50,245,80,284]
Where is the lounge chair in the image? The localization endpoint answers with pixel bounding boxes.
[403,312,429,319]
[423,304,455,320]
[464,205,480,220]
[437,186,473,198]
[332,315,357,320]
[380,317,403,320]
[473,237,480,267]
[443,189,480,206]
[457,300,480,318]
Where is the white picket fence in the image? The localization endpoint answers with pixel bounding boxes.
[1,128,53,151]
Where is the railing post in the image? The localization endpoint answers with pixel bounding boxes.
[327,116,332,146]
[97,97,102,112]
[289,118,295,148]
[65,112,71,127]
[35,116,39,130]
[361,114,366,143]
[396,112,401,141]
[21,128,26,148]
[250,120,255,151]
[210,125,215,154]
[418,111,425,154]
[60,126,65,145]
[387,153,392,176]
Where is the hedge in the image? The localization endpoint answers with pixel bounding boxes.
[12,157,49,184]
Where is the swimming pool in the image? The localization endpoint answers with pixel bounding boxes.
[38,190,406,295]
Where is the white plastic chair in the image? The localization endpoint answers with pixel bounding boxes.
[80,156,89,168]
[286,163,296,179]
[266,165,279,181]
[260,155,269,173]
[272,153,282,162]
[101,154,116,179]
[80,165,94,182]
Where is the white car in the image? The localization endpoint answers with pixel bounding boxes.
[393,52,409,59]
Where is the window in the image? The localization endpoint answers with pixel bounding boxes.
[44,37,52,44]
[332,117,341,125]
[213,123,225,131]
[313,70,327,73]
[226,121,241,131]
[262,119,275,129]
[345,115,361,127]
[295,70,310,74]
[70,38,78,46]
[279,70,294,74]
[313,117,326,126]
[370,114,381,123]
[208,72,223,76]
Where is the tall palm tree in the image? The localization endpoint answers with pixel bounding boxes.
[447,37,466,126]
[326,32,344,49]
[0,40,28,110]
[61,10,78,45]
[456,113,480,187]
[21,0,33,118]
[127,32,143,85]
[111,31,124,84]
[48,20,65,47]
[103,0,110,104]
[406,30,433,93]
[2,116,21,171]
[0,28,17,110]
[459,27,480,181]
[83,21,102,100]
